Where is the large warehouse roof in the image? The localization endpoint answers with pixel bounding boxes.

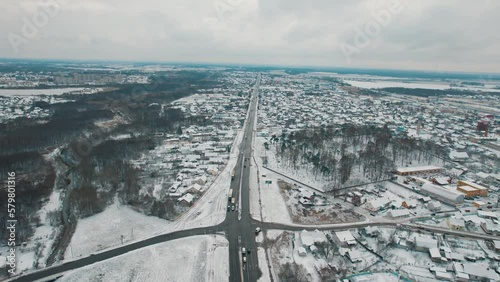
[396,165,442,173]
[421,183,464,204]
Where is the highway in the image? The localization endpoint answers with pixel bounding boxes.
[225,73,261,282]
[8,74,499,282]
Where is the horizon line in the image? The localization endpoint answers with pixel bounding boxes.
[1,57,500,77]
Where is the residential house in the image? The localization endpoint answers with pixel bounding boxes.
[480,222,500,235]
[494,240,500,252]
[449,151,469,162]
[192,175,208,185]
[335,230,357,247]
[389,209,411,218]
[429,248,442,262]
[347,250,363,263]
[299,230,327,248]
[178,193,194,206]
[415,236,438,252]
[186,183,202,194]
[447,218,465,231]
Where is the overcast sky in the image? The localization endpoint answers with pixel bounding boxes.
[0,0,499,73]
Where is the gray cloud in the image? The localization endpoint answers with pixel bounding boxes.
[0,0,498,72]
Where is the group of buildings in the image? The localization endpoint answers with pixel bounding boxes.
[130,76,253,207]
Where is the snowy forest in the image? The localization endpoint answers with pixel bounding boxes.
[266,124,447,192]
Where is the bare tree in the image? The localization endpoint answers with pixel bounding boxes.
[278,262,309,282]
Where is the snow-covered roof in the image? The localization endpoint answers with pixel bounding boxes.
[494,240,500,249]
[389,209,410,218]
[455,272,469,280]
[448,218,465,227]
[335,230,355,243]
[457,185,477,192]
[421,183,465,204]
[449,151,469,160]
[476,172,490,179]
[449,168,464,176]
[434,177,449,185]
[300,230,327,247]
[396,165,442,173]
[435,271,452,280]
[459,180,488,191]
[347,250,363,262]
[477,211,498,219]
[366,197,392,210]
[463,215,486,225]
[415,236,437,250]
[364,226,379,235]
[429,248,441,258]
[298,247,307,256]
[299,189,315,199]
[188,183,202,192]
[462,263,500,280]
[178,193,194,204]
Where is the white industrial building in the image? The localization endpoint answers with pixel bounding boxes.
[420,183,465,204]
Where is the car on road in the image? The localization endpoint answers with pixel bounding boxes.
[255,227,261,234]
[232,205,235,211]
[227,206,231,211]
[243,257,247,263]
[242,247,246,254]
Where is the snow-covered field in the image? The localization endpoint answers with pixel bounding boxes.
[65,201,173,258]
[0,88,86,96]
[58,235,229,282]
[344,80,452,90]
[344,79,500,93]
[250,139,292,224]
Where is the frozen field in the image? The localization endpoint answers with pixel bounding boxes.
[0,88,86,96]
[58,235,229,282]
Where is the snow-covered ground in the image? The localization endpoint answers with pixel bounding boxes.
[349,273,401,282]
[58,235,229,282]
[344,80,452,90]
[250,138,293,224]
[255,136,331,192]
[257,248,271,282]
[65,201,172,258]
[0,88,87,96]
[344,79,500,93]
